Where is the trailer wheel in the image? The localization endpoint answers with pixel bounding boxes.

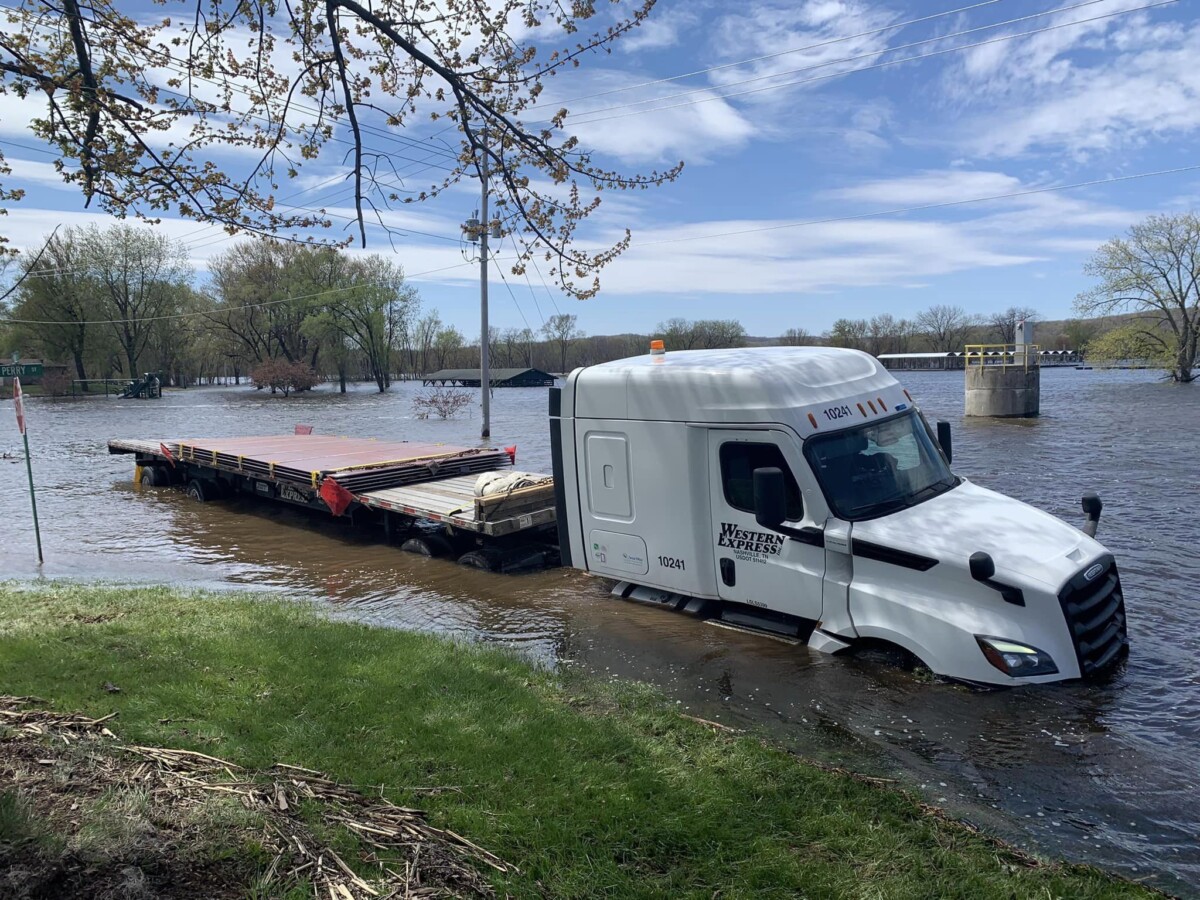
[140,466,160,487]
[457,549,501,571]
[185,479,209,502]
[400,535,453,558]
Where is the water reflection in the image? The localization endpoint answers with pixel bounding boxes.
[1,370,1198,894]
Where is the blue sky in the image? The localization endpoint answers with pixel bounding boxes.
[2,0,1198,339]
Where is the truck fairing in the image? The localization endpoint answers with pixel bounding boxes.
[555,346,1128,686]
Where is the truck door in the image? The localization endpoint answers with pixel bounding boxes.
[708,430,825,622]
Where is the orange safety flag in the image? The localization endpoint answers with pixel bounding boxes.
[159,442,176,468]
[504,445,517,464]
[319,477,355,516]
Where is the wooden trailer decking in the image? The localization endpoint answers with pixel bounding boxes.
[107,434,557,539]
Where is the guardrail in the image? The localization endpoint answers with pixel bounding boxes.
[963,343,1040,371]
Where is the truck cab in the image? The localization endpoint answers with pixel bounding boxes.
[549,346,1128,686]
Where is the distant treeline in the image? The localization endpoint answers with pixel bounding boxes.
[0,226,1116,393]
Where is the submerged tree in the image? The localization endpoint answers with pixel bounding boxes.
[0,0,680,297]
[1077,213,1200,383]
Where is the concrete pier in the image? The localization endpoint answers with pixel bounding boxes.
[964,363,1040,417]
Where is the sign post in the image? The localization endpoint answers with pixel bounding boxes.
[13,378,43,564]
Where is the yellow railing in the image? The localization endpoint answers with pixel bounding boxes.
[963,343,1040,370]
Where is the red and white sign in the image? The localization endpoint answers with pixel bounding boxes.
[13,377,25,435]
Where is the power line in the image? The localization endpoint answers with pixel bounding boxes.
[0,3,464,167]
[0,260,476,326]
[630,163,1200,248]
[556,0,1011,107]
[565,0,1175,126]
[564,0,1116,121]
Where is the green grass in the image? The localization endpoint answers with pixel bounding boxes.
[0,583,1157,899]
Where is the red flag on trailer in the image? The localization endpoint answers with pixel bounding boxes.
[319,477,355,516]
[13,378,26,435]
[159,443,176,468]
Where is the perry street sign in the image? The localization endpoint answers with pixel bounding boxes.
[1,363,44,379]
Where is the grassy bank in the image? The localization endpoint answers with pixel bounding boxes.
[0,584,1157,899]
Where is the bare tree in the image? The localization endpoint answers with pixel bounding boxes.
[1077,213,1200,382]
[693,319,746,349]
[779,327,812,346]
[827,318,868,351]
[915,304,976,353]
[542,313,582,373]
[0,1,680,297]
[988,306,1039,343]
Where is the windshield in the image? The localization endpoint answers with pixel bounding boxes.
[803,410,957,521]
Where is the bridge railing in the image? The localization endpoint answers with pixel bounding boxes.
[963,343,1040,371]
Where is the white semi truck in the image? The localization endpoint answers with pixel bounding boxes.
[549,345,1128,686]
[113,344,1129,687]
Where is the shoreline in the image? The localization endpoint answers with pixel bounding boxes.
[0,582,1166,898]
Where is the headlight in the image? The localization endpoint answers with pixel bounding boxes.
[975,636,1059,677]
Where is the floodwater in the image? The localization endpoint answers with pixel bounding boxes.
[1,368,1197,894]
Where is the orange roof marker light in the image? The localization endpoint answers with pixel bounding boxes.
[649,339,666,355]
[903,389,913,402]
[807,412,819,429]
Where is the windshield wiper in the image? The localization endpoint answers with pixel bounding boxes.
[906,479,956,507]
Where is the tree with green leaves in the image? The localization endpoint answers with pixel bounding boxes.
[11,228,104,389]
[1077,213,1200,382]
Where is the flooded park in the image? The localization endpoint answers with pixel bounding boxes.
[2,367,1197,895]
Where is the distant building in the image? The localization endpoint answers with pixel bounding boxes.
[421,367,557,388]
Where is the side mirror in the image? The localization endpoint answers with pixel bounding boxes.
[936,420,953,465]
[753,467,786,530]
[1081,492,1102,537]
[969,551,995,582]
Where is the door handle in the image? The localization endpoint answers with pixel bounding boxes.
[720,557,736,587]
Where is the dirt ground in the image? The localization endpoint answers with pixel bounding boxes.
[0,697,509,899]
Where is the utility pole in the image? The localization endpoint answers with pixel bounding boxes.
[479,131,491,440]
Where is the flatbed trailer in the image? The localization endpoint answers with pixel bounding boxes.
[108,434,559,570]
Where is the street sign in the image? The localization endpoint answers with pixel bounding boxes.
[1,363,44,379]
[13,378,25,435]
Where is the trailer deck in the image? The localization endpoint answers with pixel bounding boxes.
[108,434,557,544]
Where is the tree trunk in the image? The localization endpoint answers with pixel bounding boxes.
[73,351,90,393]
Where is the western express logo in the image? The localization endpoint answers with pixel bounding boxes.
[718,522,785,557]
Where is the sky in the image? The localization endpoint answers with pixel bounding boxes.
[2,0,1198,340]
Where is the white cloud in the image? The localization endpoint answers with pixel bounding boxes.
[0,156,77,191]
[826,169,1021,205]
[548,70,757,164]
[620,6,699,53]
[595,216,1036,296]
[945,9,1200,158]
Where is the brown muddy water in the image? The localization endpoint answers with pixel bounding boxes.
[1,368,1197,894]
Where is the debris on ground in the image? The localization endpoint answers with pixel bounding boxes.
[0,696,512,899]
